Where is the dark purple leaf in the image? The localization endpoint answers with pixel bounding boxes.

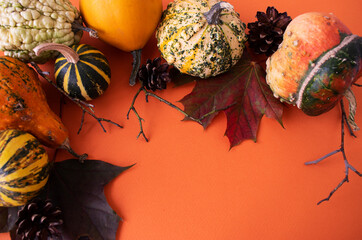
[0,207,19,233]
[48,159,133,240]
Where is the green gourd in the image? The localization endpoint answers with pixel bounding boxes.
[156,0,247,78]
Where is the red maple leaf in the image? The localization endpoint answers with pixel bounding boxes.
[179,53,284,148]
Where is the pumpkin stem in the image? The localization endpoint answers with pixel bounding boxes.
[33,43,79,64]
[203,1,234,25]
[129,49,142,86]
[72,21,98,38]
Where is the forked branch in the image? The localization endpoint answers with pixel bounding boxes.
[305,99,361,205]
[127,86,218,141]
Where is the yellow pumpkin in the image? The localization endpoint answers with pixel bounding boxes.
[79,0,163,85]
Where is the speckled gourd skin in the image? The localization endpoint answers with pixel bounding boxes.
[0,56,69,148]
[0,129,49,207]
[266,12,362,116]
[0,0,83,63]
[156,0,247,78]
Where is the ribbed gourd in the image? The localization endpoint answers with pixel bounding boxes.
[266,12,362,117]
[0,129,49,207]
[34,43,111,101]
[0,0,84,63]
[156,0,247,78]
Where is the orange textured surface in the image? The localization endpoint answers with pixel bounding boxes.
[1,0,362,239]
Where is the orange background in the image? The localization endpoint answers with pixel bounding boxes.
[1,0,362,239]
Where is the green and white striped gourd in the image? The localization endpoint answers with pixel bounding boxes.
[156,0,247,78]
[0,129,49,207]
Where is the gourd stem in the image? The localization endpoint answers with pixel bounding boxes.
[33,43,79,63]
[129,49,142,86]
[344,88,359,131]
[72,21,98,38]
[203,1,234,25]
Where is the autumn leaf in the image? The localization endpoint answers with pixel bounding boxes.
[179,52,284,148]
[1,159,133,240]
[0,206,19,233]
[46,159,133,240]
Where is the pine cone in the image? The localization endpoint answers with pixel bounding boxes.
[247,7,292,56]
[15,199,63,240]
[138,57,171,91]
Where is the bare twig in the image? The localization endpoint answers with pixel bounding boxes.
[127,86,205,141]
[127,86,236,141]
[142,88,203,124]
[127,87,149,142]
[352,82,362,87]
[305,99,361,204]
[30,62,123,133]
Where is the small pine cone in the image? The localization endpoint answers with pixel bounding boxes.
[247,6,292,56]
[138,57,171,91]
[15,199,63,240]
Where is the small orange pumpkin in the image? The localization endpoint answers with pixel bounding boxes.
[79,0,163,85]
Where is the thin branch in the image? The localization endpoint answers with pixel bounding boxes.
[317,175,349,205]
[142,88,202,124]
[30,62,123,133]
[304,149,341,165]
[78,110,86,134]
[352,82,362,87]
[127,86,204,141]
[127,86,236,141]
[305,99,361,205]
[127,87,149,142]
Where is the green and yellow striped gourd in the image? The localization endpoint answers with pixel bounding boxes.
[0,129,49,207]
[34,43,111,101]
[156,0,247,78]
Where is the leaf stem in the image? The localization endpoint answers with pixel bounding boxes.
[198,103,236,121]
